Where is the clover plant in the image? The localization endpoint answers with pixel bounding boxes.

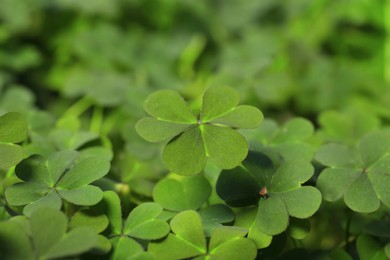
[5,150,111,216]
[136,86,263,175]
[0,1,389,259]
[316,130,390,213]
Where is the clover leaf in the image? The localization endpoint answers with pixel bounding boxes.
[136,86,263,175]
[153,174,212,212]
[242,118,314,163]
[100,191,168,259]
[123,202,170,240]
[69,207,112,254]
[5,150,110,216]
[234,207,272,249]
[0,112,28,170]
[0,208,98,259]
[216,151,322,235]
[198,204,235,237]
[316,130,390,213]
[317,108,380,145]
[148,210,257,260]
[356,235,388,260]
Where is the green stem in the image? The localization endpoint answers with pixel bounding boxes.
[5,167,14,178]
[90,106,104,134]
[345,210,353,253]
[64,96,94,117]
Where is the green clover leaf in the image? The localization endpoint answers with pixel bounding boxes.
[5,150,110,216]
[242,118,314,163]
[148,210,257,260]
[100,191,168,259]
[136,86,263,175]
[153,174,212,212]
[234,207,272,249]
[316,130,390,213]
[317,108,380,145]
[0,112,28,170]
[216,151,322,235]
[0,208,99,259]
[356,235,388,260]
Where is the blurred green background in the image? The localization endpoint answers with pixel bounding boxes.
[0,0,388,118]
[1,0,389,256]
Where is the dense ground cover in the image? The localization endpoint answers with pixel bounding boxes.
[0,0,389,259]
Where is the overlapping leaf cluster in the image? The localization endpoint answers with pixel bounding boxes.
[316,130,390,213]
[0,112,28,170]
[136,86,263,175]
[217,151,322,237]
[0,0,389,259]
[5,150,111,216]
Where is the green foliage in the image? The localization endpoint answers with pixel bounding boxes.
[0,208,98,259]
[153,174,211,212]
[5,150,110,216]
[0,0,388,259]
[217,152,321,235]
[136,86,263,175]
[148,210,257,260]
[316,130,390,213]
[0,112,28,170]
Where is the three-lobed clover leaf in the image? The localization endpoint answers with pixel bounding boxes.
[135,86,263,175]
[316,130,390,213]
[148,210,257,260]
[0,208,99,259]
[242,118,314,163]
[0,112,28,170]
[216,151,322,235]
[101,191,168,259]
[5,150,110,216]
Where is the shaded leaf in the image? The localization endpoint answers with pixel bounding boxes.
[356,235,387,260]
[0,221,33,259]
[162,126,207,176]
[234,207,272,249]
[316,168,360,202]
[287,218,311,240]
[0,143,25,170]
[209,105,263,129]
[256,196,289,235]
[0,112,28,143]
[5,182,50,206]
[23,190,62,217]
[148,210,207,259]
[58,185,103,206]
[202,124,248,169]
[30,208,67,257]
[153,174,211,211]
[112,237,155,260]
[144,89,196,123]
[135,117,190,143]
[344,174,380,213]
[70,209,109,233]
[124,203,170,240]
[202,86,239,121]
[276,187,322,218]
[58,157,110,189]
[44,227,97,259]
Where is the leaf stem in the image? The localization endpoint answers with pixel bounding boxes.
[90,106,104,134]
[345,210,353,253]
[5,166,15,178]
[64,96,94,117]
